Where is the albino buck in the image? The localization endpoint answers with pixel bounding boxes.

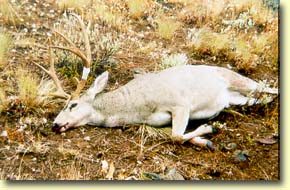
[35,14,278,149]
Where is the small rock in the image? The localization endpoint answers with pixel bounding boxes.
[256,136,277,145]
[141,172,162,180]
[125,176,138,180]
[105,162,115,180]
[101,160,109,173]
[17,125,27,132]
[141,168,184,180]
[84,136,91,141]
[225,142,237,150]
[41,118,47,124]
[0,130,8,137]
[233,150,249,162]
[163,168,184,180]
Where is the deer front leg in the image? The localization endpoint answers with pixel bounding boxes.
[189,136,215,150]
[183,124,215,150]
[182,124,215,140]
[171,108,216,149]
[171,107,190,142]
[185,124,216,150]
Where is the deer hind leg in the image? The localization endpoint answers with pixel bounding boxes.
[229,91,258,106]
[171,108,215,149]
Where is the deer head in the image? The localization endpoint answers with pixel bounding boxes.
[52,71,109,133]
[33,13,104,133]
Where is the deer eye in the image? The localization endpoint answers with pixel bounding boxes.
[69,103,78,111]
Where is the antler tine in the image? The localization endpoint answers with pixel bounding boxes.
[68,13,92,99]
[53,30,76,48]
[33,39,70,99]
[50,44,90,66]
[48,42,70,99]
[70,13,92,66]
[52,13,91,69]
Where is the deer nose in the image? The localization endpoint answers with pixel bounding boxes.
[52,123,61,133]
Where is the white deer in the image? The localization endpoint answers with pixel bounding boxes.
[35,14,278,149]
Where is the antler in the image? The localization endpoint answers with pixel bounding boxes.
[33,13,92,100]
[33,40,70,99]
[52,13,92,99]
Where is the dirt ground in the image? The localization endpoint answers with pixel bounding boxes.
[0,0,279,180]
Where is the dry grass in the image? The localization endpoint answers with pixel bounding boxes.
[0,88,6,113]
[56,0,91,12]
[137,125,171,141]
[93,3,124,29]
[0,0,21,25]
[156,17,181,40]
[15,68,40,109]
[178,0,225,26]
[178,0,276,30]
[232,37,256,70]
[188,20,278,72]
[0,32,11,69]
[229,0,273,22]
[0,32,11,113]
[190,27,232,55]
[160,53,188,69]
[57,145,80,157]
[252,31,278,66]
[58,161,85,180]
[127,0,151,18]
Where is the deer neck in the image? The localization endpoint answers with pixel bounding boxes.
[92,88,130,115]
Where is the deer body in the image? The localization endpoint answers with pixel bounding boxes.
[53,65,278,148]
[93,65,234,127]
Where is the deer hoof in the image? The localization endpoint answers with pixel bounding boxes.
[211,126,219,134]
[206,140,216,151]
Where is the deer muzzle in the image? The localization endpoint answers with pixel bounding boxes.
[52,123,63,133]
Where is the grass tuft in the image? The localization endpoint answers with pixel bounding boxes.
[137,125,171,141]
[160,53,188,69]
[127,0,150,18]
[189,24,277,72]
[56,0,90,12]
[190,27,232,56]
[156,17,181,40]
[94,3,124,28]
[16,68,40,108]
[0,32,11,69]
[0,88,6,113]
[0,0,21,25]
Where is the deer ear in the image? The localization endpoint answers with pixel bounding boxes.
[86,71,109,99]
